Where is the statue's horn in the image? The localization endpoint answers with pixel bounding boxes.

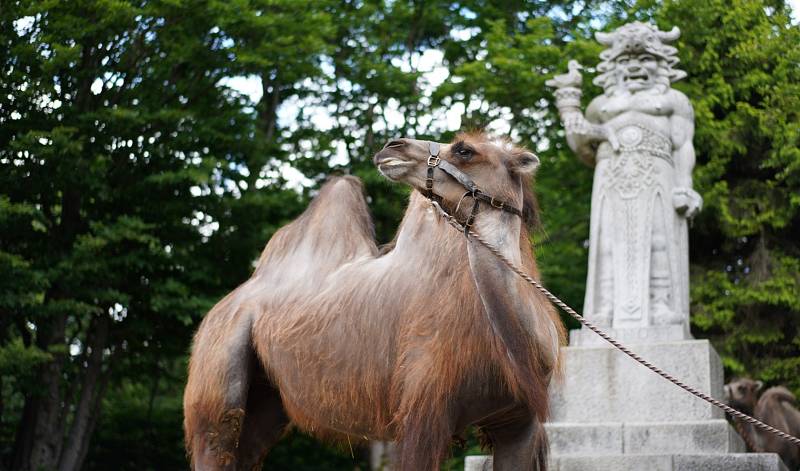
[657,26,681,43]
[595,31,615,45]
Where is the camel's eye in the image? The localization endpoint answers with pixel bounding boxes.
[452,142,474,161]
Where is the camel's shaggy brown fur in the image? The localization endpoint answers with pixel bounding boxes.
[727,378,800,469]
[183,132,565,470]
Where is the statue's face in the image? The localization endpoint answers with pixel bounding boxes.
[615,52,659,92]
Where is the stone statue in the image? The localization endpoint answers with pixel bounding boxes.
[547,22,702,334]
[466,27,778,469]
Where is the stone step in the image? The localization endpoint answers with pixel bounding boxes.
[546,420,745,455]
[464,453,788,471]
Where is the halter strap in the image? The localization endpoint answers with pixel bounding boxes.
[424,141,523,234]
[438,160,479,194]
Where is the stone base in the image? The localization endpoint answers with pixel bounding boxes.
[464,453,788,471]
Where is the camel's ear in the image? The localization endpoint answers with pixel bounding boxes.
[511,152,540,175]
[756,380,764,392]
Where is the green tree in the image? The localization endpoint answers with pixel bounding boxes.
[2,0,798,470]
[0,1,324,469]
[653,0,800,388]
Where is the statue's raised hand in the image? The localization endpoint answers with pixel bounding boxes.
[545,60,583,89]
[672,187,702,218]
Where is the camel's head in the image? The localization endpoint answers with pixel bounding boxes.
[374,132,540,222]
[724,377,763,415]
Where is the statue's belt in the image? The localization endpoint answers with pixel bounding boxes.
[600,124,672,163]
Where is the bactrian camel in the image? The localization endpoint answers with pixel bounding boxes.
[183,132,566,470]
[726,378,800,469]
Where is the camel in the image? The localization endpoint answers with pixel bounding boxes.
[725,378,800,469]
[183,132,566,470]
[725,377,762,416]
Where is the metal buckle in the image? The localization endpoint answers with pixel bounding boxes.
[490,196,504,209]
[427,155,440,167]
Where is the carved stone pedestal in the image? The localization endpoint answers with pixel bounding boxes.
[464,336,788,471]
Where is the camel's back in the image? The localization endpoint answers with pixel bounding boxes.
[755,387,800,466]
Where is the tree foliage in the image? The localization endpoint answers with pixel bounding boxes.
[1,0,798,470]
[1,1,312,469]
[657,0,800,387]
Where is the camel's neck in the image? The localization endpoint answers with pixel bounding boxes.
[463,186,559,419]
[388,191,527,278]
[393,194,458,253]
[473,203,524,263]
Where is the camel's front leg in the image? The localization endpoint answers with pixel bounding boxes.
[395,406,455,471]
[488,417,549,471]
[392,356,458,471]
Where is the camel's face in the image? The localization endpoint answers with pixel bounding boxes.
[724,378,763,414]
[374,133,539,208]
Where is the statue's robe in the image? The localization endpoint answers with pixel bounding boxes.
[584,110,689,328]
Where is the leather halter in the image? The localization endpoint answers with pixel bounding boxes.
[423,141,523,234]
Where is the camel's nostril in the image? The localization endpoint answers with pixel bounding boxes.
[384,139,406,149]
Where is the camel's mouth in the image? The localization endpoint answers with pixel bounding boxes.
[374,151,415,180]
[377,157,412,167]
[376,159,414,180]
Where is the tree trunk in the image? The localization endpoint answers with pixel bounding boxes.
[260,72,281,143]
[15,168,84,470]
[0,314,6,432]
[74,370,110,471]
[22,313,68,471]
[364,103,376,156]
[11,391,36,471]
[57,315,110,471]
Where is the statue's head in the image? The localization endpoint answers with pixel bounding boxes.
[593,22,687,95]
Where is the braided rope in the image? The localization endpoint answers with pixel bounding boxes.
[430,201,800,448]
